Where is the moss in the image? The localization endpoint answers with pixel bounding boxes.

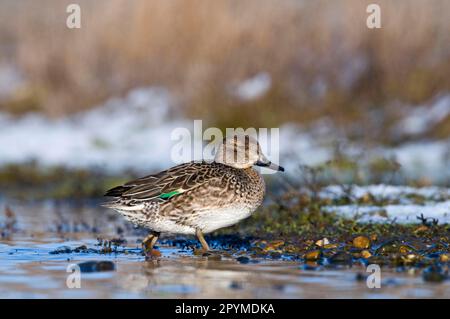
[210,207,450,270]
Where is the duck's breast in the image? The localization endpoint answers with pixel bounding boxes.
[194,204,253,234]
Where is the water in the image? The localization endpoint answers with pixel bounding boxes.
[0,201,449,299]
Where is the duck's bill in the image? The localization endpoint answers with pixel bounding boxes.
[256,160,285,172]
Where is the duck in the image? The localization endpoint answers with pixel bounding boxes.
[103,134,284,252]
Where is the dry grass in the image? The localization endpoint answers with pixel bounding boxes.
[0,0,449,139]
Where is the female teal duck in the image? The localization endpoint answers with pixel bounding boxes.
[103,135,284,252]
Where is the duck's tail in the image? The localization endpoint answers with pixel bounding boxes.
[100,200,118,209]
[100,199,146,211]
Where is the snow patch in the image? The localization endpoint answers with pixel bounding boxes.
[0,64,25,100]
[232,72,271,101]
[320,184,450,224]
[0,87,190,172]
[0,87,448,183]
[320,184,450,201]
[323,201,450,224]
[396,94,450,136]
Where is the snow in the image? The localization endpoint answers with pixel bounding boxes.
[320,184,450,201]
[0,88,333,173]
[323,200,450,224]
[0,85,448,182]
[319,184,450,224]
[232,72,272,101]
[381,140,449,182]
[280,128,449,183]
[0,87,190,172]
[0,63,25,100]
[396,94,450,136]
[278,124,333,168]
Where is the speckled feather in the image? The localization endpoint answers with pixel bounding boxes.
[104,161,265,234]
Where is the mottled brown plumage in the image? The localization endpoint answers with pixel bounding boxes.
[103,135,283,251]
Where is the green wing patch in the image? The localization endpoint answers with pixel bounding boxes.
[159,189,183,200]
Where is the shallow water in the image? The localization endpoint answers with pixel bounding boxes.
[1,201,449,299]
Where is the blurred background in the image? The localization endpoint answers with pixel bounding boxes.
[0,0,449,199]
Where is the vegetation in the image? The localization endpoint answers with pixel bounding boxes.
[0,0,449,144]
[0,161,136,200]
[0,149,444,201]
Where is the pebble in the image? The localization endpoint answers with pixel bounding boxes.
[329,252,352,264]
[361,250,372,258]
[440,253,449,263]
[315,238,330,247]
[353,236,370,249]
[305,250,321,261]
[236,256,250,264]
[423,266,447,283]
[49,246,72,254]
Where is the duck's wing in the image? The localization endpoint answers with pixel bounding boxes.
[104,161,225,202]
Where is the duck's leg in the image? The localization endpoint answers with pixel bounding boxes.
[142,231,160,253]
[196,229,210,251]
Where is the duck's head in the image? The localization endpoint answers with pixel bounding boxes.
[214,134,284,171]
